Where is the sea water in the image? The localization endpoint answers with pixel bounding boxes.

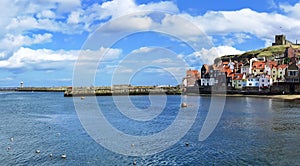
[0,92,299,165]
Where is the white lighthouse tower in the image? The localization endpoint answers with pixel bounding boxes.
[20,81,24,88]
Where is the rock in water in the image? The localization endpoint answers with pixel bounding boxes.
[61,154,67,159]
[181,103,187,107]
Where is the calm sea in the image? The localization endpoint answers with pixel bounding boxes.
[0,92,300,165]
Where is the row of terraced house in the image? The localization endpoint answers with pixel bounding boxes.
[182,35,300,93]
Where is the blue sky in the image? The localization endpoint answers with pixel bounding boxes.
[0,0,300,87]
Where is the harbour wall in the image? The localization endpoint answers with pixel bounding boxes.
[186,83,300,95]
[64,86,182,97]
[16,87,67,92]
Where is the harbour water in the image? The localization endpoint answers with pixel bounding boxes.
[0,92,300,165]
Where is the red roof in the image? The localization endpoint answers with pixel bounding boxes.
[252,61,265,69]
[267,61,277,68]
[277,64,288,69]
[233,73,243,80]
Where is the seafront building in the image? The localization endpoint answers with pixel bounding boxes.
[182,69,200,87]
[183,35,300,94]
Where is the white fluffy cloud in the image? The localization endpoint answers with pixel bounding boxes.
[0,33,52,50]
[0,0,180,46]
[0,47,77,69]
[2,0,300,85]
[90,2,300,49]
[193,46,244,64]
[280,2,300,18]
[187,6,300,46]
[69,0,179,32]
[94,0,178,19]
[67,11,81,24]
[102,14,153,32]
[36,10,56,19]
[0,47,122,70]
[2,0,300,46]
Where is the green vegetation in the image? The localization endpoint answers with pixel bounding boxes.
[221,45,300,61]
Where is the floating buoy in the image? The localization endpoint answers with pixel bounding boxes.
[133,160,137,165]
[185,142,189,147]
[131,143,135,148]
[7,146,11,150]
[10,137,14,142]
[81,96,85,100]
[36,149,41,153]
[61,154,67,159]
[181,103,187,107]
[49,153,53,157]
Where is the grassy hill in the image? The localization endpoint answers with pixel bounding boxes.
[221,45,300,62]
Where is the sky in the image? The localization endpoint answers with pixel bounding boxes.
[0,0,300,87]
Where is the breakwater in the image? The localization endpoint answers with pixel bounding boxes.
[64,86,182,97]
[16,87,67,92]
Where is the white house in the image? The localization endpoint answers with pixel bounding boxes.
[264,65,272,75]
[277,64,288,82]
[182,78,188,87]
[259,74,272,88]
[200,78,215,86]
[246,77,259,87]
[241,66,250,75]
[271,67,277,81]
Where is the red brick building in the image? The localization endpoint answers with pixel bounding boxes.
[184,69,200,87]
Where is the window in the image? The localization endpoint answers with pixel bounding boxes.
[290,71,298,76]
[249,83,252,86]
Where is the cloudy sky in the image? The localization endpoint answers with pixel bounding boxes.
[0,0,300,87]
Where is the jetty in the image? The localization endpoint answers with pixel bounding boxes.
[0,87,67,92]
[16,87,67,92]
[64,85,182,97]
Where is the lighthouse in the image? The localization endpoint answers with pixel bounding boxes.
[20,81,24,88]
